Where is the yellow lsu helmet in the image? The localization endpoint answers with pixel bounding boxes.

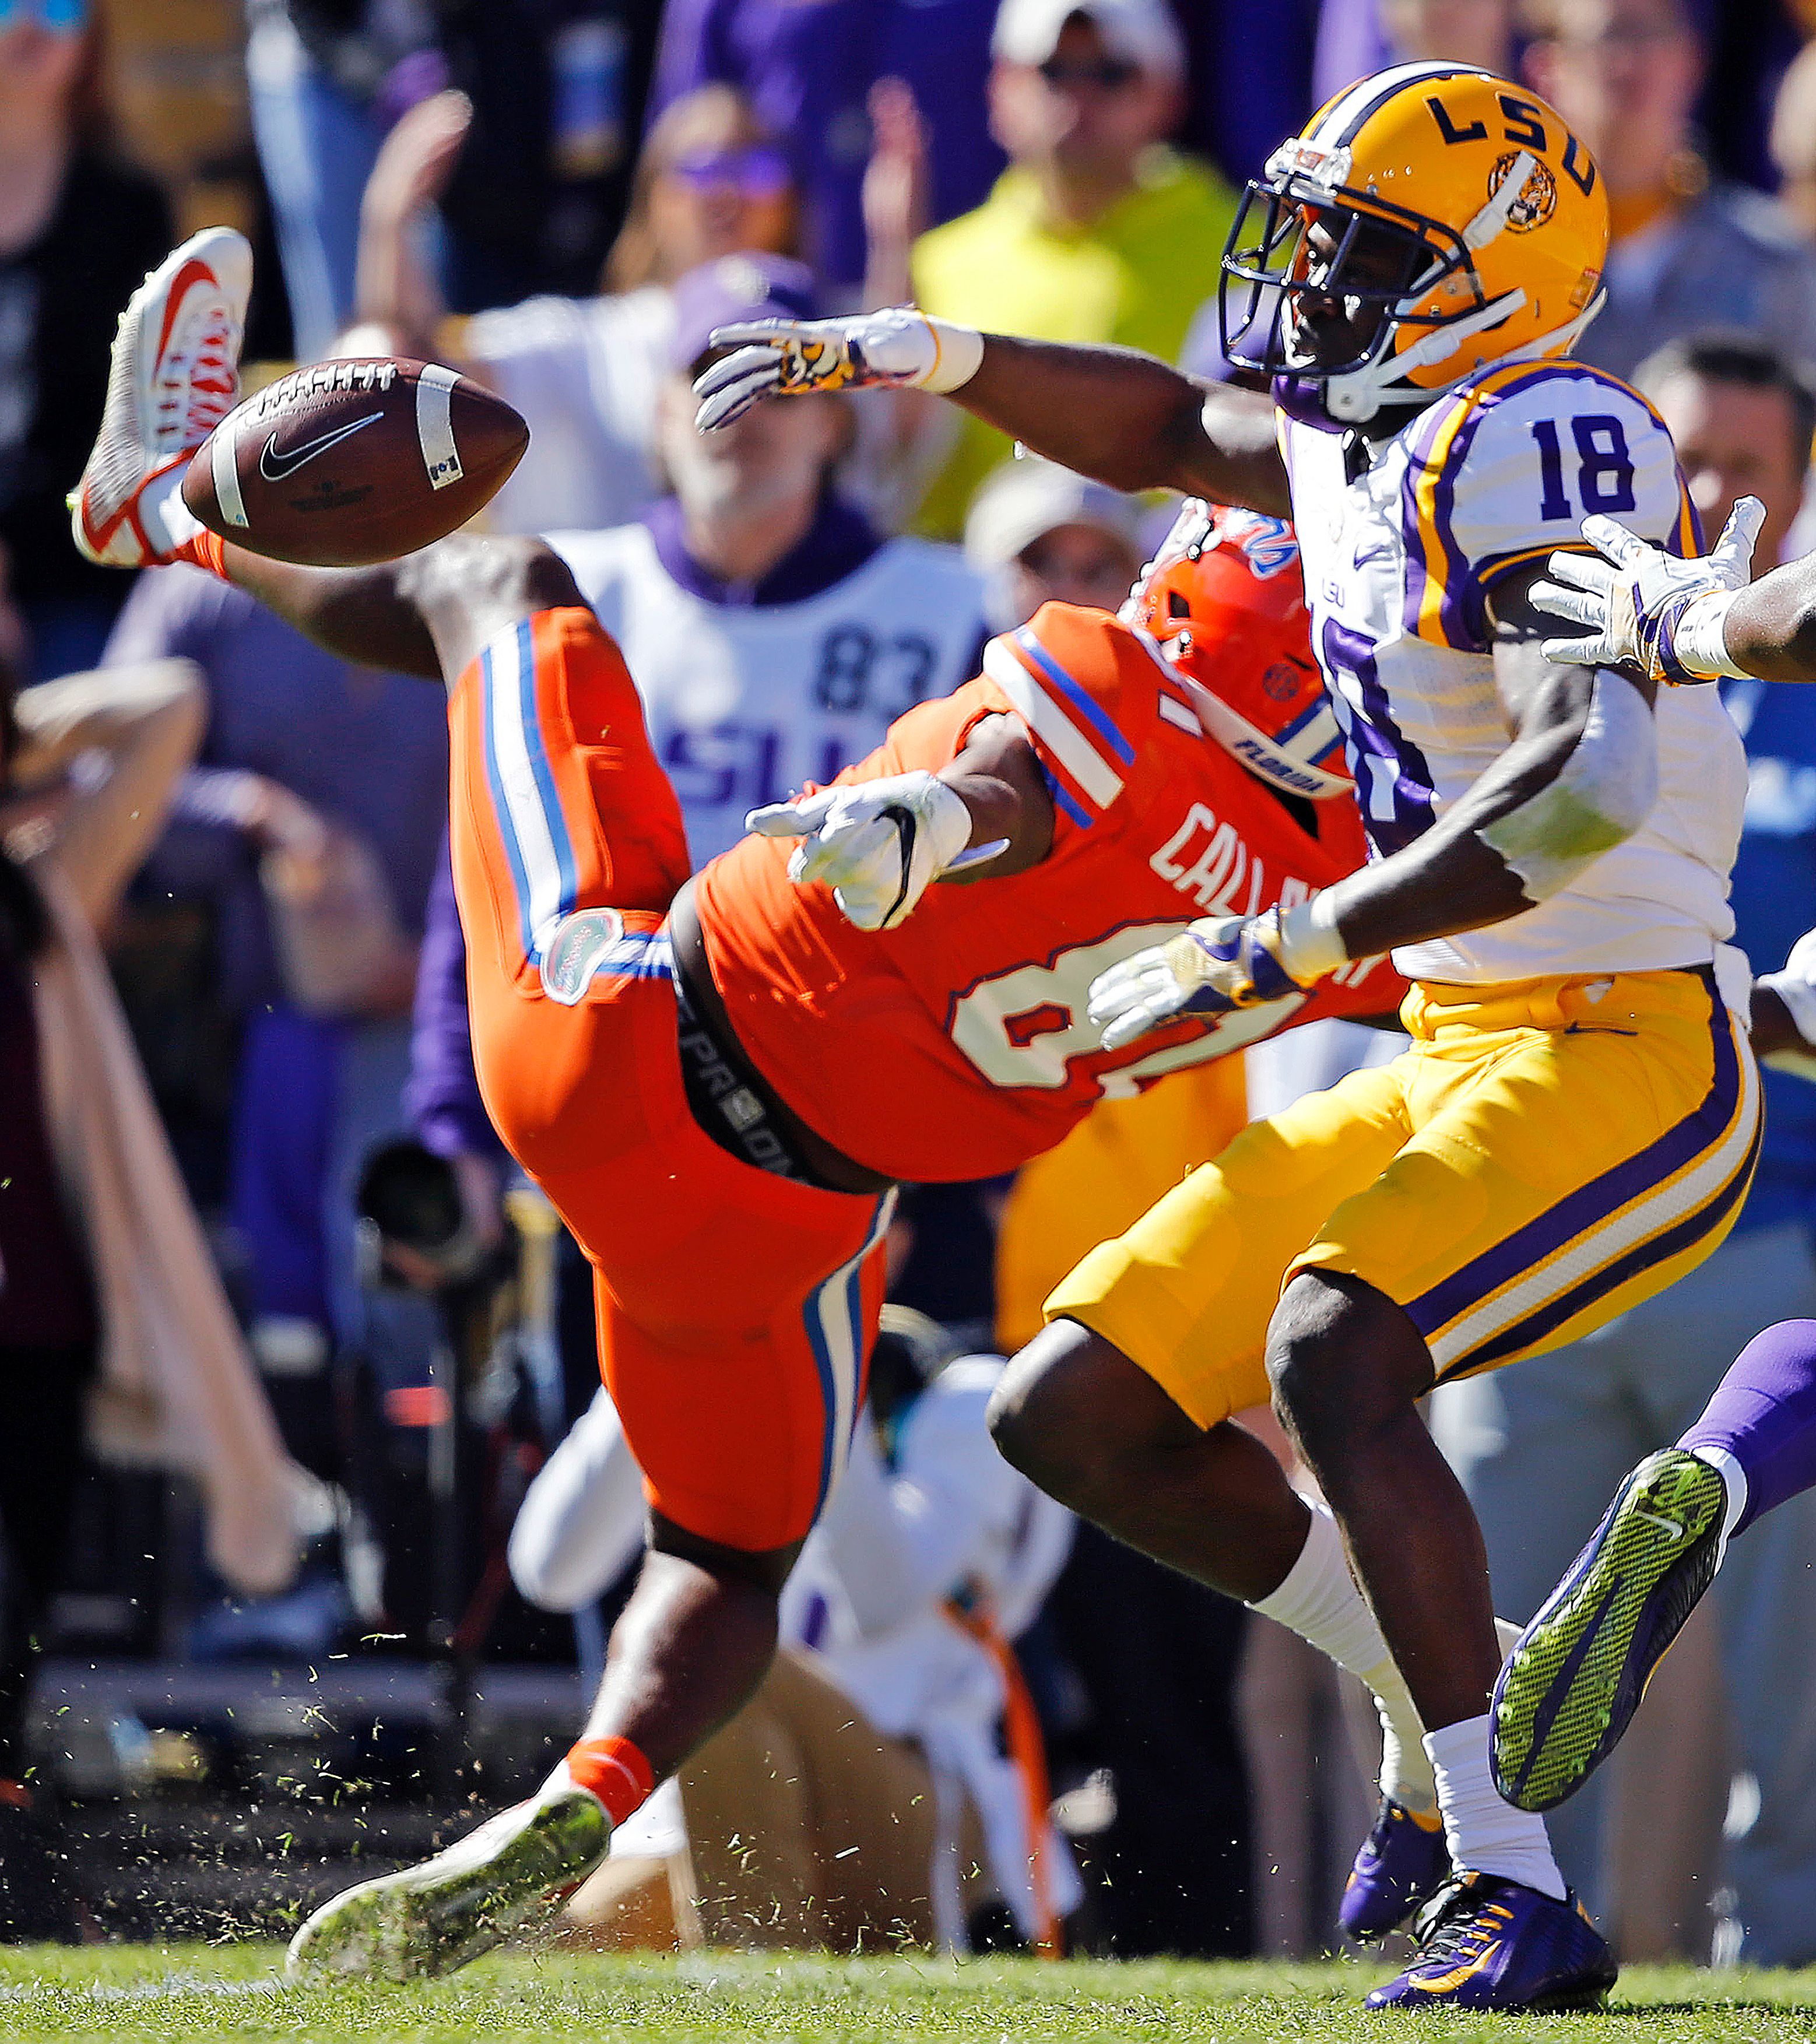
[1220,62,1610,424]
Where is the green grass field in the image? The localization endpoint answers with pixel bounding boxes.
[4,1947,1816,2044]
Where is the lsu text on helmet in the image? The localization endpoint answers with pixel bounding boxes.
[1125,501,1349,802]
[1220,61,1610,424]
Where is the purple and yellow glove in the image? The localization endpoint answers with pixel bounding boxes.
[693,308,984,431]
[1087,902,1347,1053]
[1532,500,1763,684]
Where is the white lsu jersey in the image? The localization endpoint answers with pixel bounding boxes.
[548,521,988,867]
[1280,358,1747,985]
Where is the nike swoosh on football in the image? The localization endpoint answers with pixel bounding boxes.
[258,410,385,483]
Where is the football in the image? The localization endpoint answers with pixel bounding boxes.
[181,357,529,567]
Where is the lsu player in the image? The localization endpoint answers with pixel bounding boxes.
[70,231,1400,1980]
[1473,499,1816,1817]
[700,64,1761,2007]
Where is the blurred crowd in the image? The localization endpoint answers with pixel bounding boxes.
[1,0,1814,1968]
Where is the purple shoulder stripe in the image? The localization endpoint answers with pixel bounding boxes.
[1400,363,1643,652]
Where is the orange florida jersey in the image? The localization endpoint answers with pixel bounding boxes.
[696,601,1405,1183]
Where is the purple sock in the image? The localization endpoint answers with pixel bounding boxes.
[1679,1319,1816,1539]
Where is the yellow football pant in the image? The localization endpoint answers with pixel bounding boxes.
[1048,967,1759,1429]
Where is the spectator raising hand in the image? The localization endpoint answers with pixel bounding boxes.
[861,79,931,314]
[354,83,802,536]
[353,89,477,363]
[647,0,1003,298]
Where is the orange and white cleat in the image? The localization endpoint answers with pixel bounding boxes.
[70,227,251,568]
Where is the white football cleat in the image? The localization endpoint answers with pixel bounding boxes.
[284,1775,611,1983]
[71,226,251,568]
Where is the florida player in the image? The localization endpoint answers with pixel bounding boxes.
[70,231,1399,1980]
[700,64,1761,2006]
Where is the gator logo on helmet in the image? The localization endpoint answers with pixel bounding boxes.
[1489,151,1557,233]
[1223,510,1300,581]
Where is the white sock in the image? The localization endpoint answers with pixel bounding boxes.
[142,462,204,554]
[1425,1713,1565,1900]
[1687,1443,1749,1566]
[1251,1502,1436,1814]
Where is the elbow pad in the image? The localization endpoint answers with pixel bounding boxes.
[1477,671,1657,904]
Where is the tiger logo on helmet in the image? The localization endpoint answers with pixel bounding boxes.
[1124,501,1350,803]
[1220,62,1610,424]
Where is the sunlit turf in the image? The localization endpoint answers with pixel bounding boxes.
[2,1945,1815,2042]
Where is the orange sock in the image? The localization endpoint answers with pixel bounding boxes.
[563,1734,653,1825]
[175,529,229,580]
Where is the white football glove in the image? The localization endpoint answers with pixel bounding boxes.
[1757,925,1816,1083]
[693,308,984,431]
[746,771,1005,932]
[1087,904,1346,1053]
[1530,500,1764,684]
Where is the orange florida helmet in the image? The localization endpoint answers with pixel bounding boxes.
[1220,62,1610,424]
[1125,501,1349,802]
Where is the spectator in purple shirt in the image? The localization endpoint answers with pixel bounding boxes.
[103,572,447,1480]
[647,0,1003,297]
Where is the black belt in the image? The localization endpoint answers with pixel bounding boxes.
[670,953,846,1190]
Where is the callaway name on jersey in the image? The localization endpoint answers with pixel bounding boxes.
[550,520,987,868]
[1280,359,1748,983]
[697,600,1402,1183]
